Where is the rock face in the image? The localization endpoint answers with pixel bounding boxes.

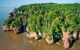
[13,27,22,34]
[9,12,16,19]
[53,35,61,43]
[13,27,18,34]
[10,25,13,31]
[41,33,46,38]
[73,32,78,40]
[26,32,38,40]
[3,25,10,31]
[45,36,53,44]
[79,32,80,39]
[26,26,28,32]
[64,39,69,49]
[62,32,70,49]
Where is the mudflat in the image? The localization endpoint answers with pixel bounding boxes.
[0,28,80,50]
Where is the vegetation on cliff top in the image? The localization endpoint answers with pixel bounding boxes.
[4,3,80,36]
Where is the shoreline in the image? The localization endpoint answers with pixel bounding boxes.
[0,29,80,50]
[1,3,80,50]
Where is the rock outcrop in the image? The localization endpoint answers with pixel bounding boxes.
[45,36,53,44]
[13,27,22,34]
[73,32,78,40]
[26,32,38,40]
[3,25,10,31]
[62,31,70,49]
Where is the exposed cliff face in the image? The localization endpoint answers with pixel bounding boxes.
[9,12,16,19]
[45,36,53,44]
[2,3,80,49]
[3,25,10,31]
[62,31,70,49]
[26,32,38,40]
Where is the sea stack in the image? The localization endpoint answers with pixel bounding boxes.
[62,31,70,49]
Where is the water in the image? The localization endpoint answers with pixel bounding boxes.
[0,28,80,50]
[0,7,13,27]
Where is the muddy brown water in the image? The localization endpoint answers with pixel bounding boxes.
[0,27,80,50]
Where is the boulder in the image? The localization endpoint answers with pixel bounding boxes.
[45,36,53,44]
[73,32,78,40]
[13,27,18,34]
[26,32,38,40]
[42,33,46,38]
[13,27,21,34]
[3,25,10,31]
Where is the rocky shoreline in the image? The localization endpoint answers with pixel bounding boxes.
[2,3,80,49]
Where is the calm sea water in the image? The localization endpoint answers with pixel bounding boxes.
[0,7,14,28]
